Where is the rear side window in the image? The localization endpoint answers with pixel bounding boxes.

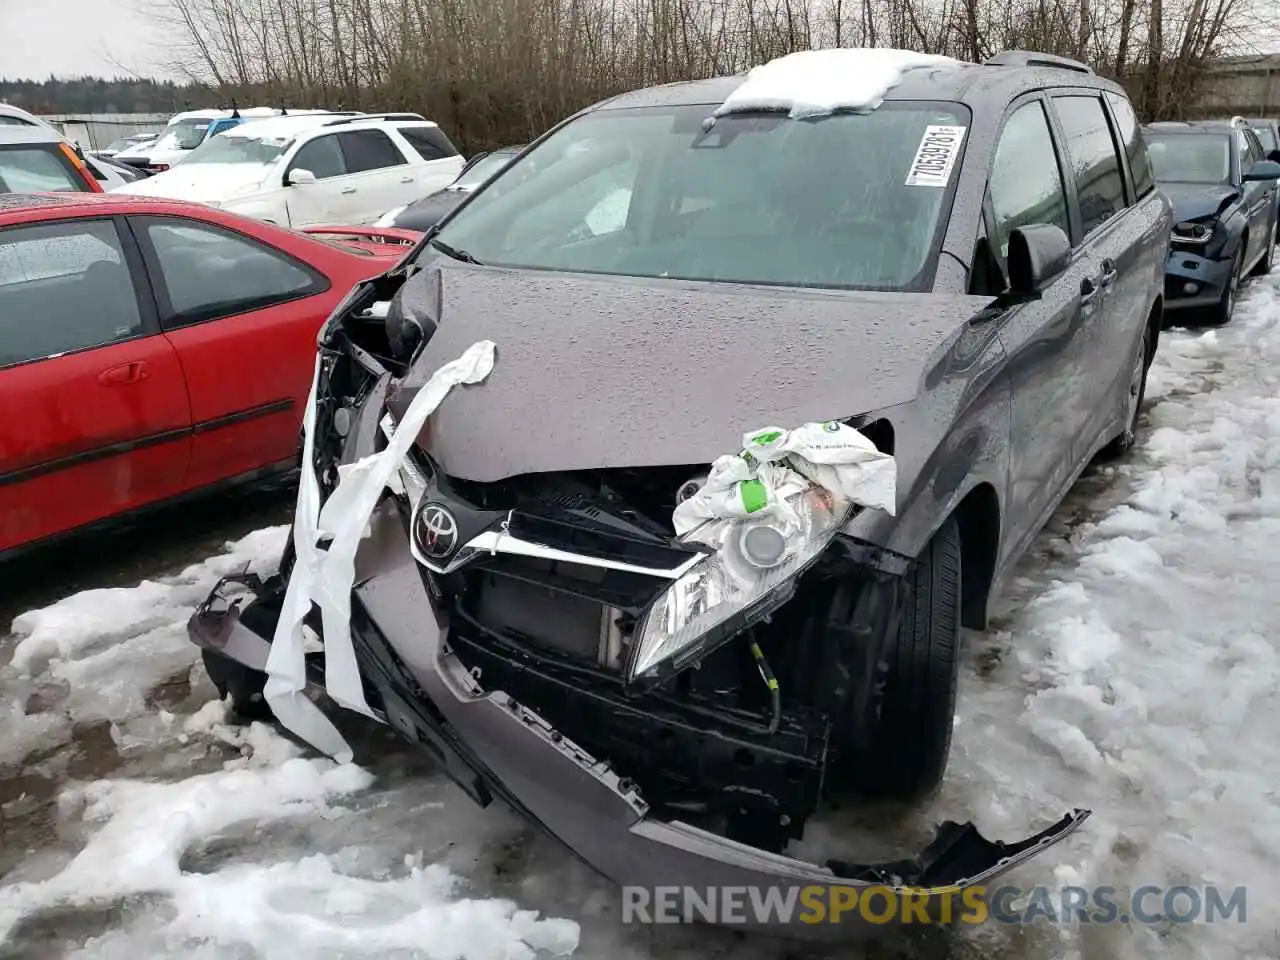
[1105,93,1155,199]
[987,100,1071,263]
[338,130,407,173]
[0,219,143,368]
[0,146,86,192]
[398,125,460,161]
[0,116,35,126]
[142,219,325,328]
[1053,95,1127,237]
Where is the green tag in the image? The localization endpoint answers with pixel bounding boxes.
[749,430,783,446]
[738,479,768,513]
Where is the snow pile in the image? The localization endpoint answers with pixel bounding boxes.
[714,48,965,120]
[0,525,578,958]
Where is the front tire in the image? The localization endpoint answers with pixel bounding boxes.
[1208,247,1244,326]
[848,517,962,800]
[1251,213,1277,277]
[1101,324,1151,459]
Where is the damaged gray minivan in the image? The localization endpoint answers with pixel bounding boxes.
[191,48,1171,932]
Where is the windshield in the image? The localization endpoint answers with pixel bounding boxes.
[152,119,215,152]
[1145,133,1231,184]
[453,151,519,190]
[185,133,290,165]
[1252,124,1277,152]
[428,102,969,291]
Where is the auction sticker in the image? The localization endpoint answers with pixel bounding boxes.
[905,125,967,187]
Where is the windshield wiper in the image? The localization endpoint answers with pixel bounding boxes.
[429,237,483,265]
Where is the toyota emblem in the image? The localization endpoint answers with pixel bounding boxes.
[414,502,459,560]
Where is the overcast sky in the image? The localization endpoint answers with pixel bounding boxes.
[0,0,176,80]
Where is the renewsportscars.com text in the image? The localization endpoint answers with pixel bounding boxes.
[621,884,1247,926]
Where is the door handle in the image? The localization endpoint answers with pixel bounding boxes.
[399,176,414,183]
[97,360,148,386]
[341,187,357,195]
[1080,276,1099,305]
[1100,259,1117,287]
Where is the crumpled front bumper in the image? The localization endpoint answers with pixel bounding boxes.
[1164,247,1234,311]
[189,502,1089,937]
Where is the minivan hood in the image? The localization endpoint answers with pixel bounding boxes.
[1159,181,1239,221]
[116,163,271,201]
[391,263,994,482]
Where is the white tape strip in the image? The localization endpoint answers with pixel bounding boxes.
[264,340,497,763]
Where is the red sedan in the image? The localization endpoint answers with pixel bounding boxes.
[0,193,415,556]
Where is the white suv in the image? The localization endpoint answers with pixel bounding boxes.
[114,112,466,228]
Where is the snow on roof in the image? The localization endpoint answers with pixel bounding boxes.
[714,48,965,120]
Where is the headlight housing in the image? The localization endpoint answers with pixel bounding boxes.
[626,483,851,687]
[1173,220,1214,244]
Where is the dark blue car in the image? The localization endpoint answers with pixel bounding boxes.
[1145,117,1280,324]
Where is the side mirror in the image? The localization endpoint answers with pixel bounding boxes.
[287,168,317,186]
[1244,159,1280,182]
[1006,223,1071,296]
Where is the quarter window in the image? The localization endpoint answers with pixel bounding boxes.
[1104,93,1155,199]
[143,219,324,328]
[1053,95,1127,236]
[338,130,407,173]
[290,135,346,179]
[987,100,1071,264]
[0,220,143,368]
[398,125,460,161]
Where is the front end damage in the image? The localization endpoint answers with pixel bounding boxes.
[190,267,1089,935]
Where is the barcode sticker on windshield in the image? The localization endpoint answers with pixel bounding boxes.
[905,125,967,187]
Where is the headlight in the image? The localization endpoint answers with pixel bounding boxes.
[375,205,406,228]
[626,484,851,686]
[1173,220,1214,244]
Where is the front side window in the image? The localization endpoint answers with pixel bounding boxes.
[339,130,407,173]
[0,219,143,368]
[1251,124,1278,153]
[0,146,86,192]
[142,219,323,327]
[1052,95,1127,236]
[0,116,35,126]
[987,100,1071,262]
[1104,93,1155,199]
[1144,133,1231,185]
[428,102,970,291]
[289,135,346,179]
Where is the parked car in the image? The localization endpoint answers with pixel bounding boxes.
[112,107,337,173]
[373,145,525,230]
[116,113,467,229]
[0,127,103,193]
[0,193,409,557]
[191,49,1169,930]
[1145,117,1280,324]
[93,132,158,160]
[1239,117,1280,154]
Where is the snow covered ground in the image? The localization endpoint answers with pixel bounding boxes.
[4,280,1280,959]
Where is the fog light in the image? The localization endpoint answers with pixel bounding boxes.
[1183,281,1199,295]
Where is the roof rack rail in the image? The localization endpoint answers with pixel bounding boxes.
[322,112,425,126]
[984,50,1094,75]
